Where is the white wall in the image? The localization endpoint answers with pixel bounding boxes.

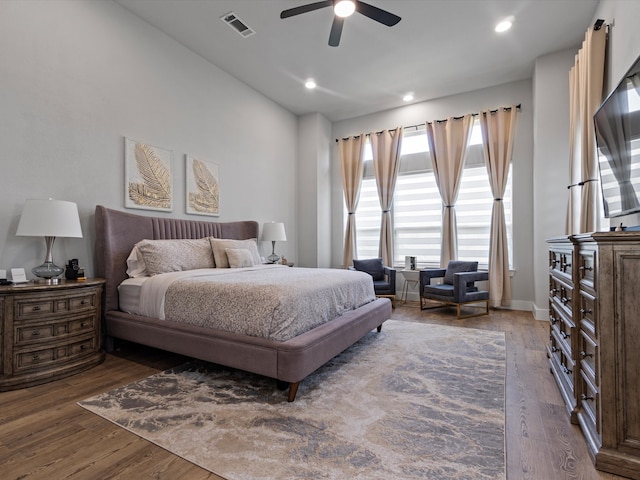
[330,80,535,310]
[0,0,298,278]
[531,48,577,319]
[297,113,332,268]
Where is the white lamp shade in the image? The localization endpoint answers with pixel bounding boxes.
[16,199,83,238]
[262,222,287,242]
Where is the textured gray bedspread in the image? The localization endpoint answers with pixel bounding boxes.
[163,267,376,341]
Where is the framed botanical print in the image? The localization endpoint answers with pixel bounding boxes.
[124,138,173,212]
[185,155,220,216]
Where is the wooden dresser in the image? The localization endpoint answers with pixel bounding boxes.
[547,233,640,479]
[0,278,105,391]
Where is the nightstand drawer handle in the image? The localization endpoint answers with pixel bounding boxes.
[581,394,594,401]
[32,306,41,311]
[80,322,86,327]
[80,345,87,350]
[580,351,594,358]
[32,355,40,361]
[31,330,41,336]
[80,300,88,305]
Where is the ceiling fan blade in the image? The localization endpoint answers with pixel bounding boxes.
[355,1,401,26]
[280,0,333,19]
[328,16,344,47]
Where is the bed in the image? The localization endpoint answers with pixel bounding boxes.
[94,205,392,401]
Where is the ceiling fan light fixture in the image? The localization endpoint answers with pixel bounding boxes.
[334,1,356,18]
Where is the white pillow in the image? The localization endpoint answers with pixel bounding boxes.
[210,238,261,268]
[225,248,255,268]
[135,238,215,275]
[126,245,148,278]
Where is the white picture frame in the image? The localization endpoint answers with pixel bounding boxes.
[124,138,173,212]
[185,155,220,216]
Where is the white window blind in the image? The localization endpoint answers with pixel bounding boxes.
[353,120,513,269]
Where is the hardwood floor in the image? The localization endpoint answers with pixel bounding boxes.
[0,305,625,479]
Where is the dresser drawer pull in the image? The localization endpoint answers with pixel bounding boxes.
[551,346,558,353]
[561,262,571,269]
[32,355,40,362]
[579,266,593,271]
[581,394,594,401]
[32,306,41,312]
[80,345,87,350]
[31,330,41,336]
[561,331,570,339]
[561,296,571,305]
[580,351,594,358]
[550,288,558,295]
[562,365,573,375]
[80,300,88,305]
[580,308,592,314]
[550,316,559,325]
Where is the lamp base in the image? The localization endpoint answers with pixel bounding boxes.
[267,253,280,264]
[32,262,64,282]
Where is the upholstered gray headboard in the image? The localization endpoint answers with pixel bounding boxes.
[94,205,259,313]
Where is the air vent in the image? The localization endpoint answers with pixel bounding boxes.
[220,12,255,38]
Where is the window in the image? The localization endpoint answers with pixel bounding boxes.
[353,120,513,269]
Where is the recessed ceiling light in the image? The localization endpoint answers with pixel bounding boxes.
[495,18,513,33]
[403,93,414,102]
[334,0,356,18]
[305,79,317,89]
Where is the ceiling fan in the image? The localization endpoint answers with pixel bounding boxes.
[280,0,401,47]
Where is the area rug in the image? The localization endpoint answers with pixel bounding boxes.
[78,320,506,480]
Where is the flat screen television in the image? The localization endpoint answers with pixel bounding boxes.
[594,53,640,218]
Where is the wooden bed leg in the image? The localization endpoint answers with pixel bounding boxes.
[287,382,300,402]
[377,324,382,332]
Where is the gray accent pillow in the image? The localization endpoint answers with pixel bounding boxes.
[136,238,215,275]
[353,258,385,281]
[210,238,261,268]
[226,248,255,268]
[443,261,478,284]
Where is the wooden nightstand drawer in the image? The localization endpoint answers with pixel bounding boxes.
[14,335,97,373]
[15,298,55,318]
[14,314,96,346]
[68,293,97,312]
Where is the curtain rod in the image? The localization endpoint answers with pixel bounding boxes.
[336,103,521,141]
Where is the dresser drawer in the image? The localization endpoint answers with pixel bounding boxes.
[579,329,598,383]
[550,330,575,380]
[577,292,597,339]
[549,248,574,280]
[550,276,573,316]
[579,369,600,437]
[577,246,596,290]
[550,303,574,355]
[14,314,96,346]
[14,335,97,373]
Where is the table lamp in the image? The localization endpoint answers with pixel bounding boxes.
[262,222,286,263]
[16,199,83,283]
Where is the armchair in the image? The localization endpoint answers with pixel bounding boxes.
[352,258,396,308]
[419,261,489,319]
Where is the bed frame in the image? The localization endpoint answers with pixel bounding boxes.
[94,205,391,401]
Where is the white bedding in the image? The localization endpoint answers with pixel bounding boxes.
[118,265,376,341]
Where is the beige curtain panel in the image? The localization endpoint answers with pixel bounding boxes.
[338,135,365,268]
[566,25,607,234]
[480,106,518,308]
[371,127,403,267]
[426,115,473,266]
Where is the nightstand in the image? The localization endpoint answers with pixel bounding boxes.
[0,278,105,391]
